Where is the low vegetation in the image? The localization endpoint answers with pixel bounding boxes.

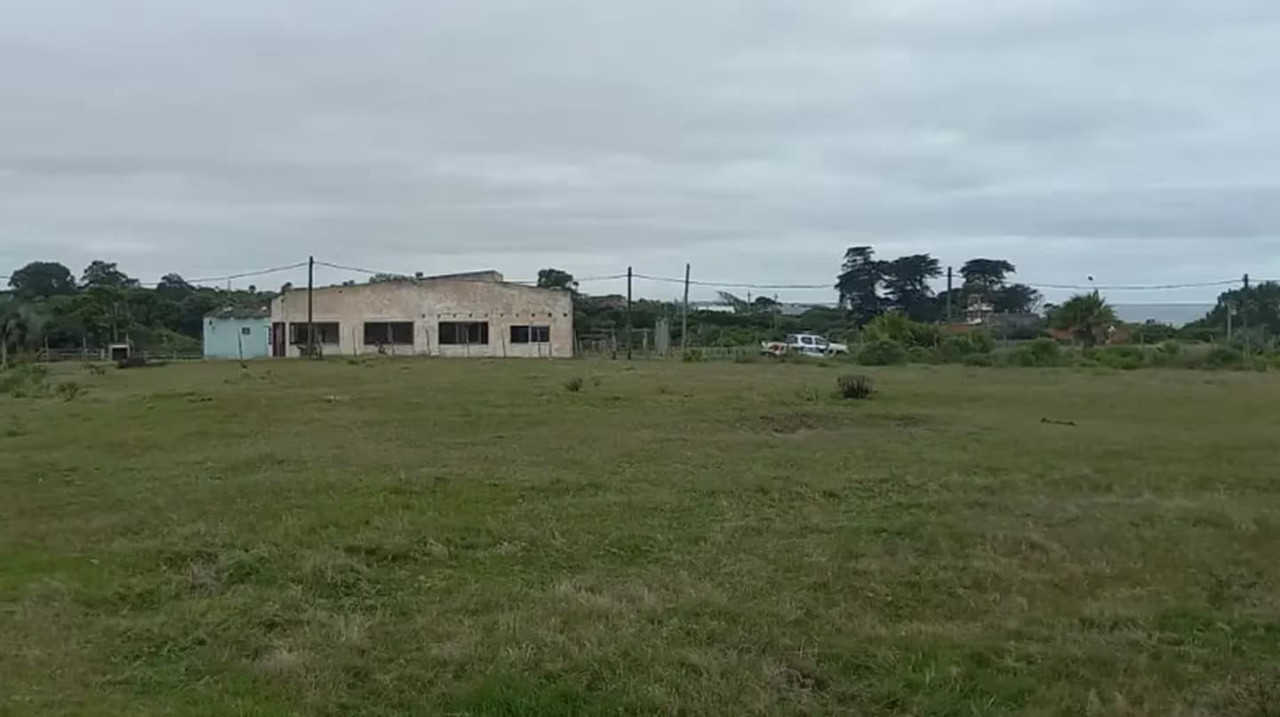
[836,373,874,399]
[3,359,1280,714]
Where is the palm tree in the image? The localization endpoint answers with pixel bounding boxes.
[1049,291,1117,346]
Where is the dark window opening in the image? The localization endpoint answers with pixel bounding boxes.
[439,321,489,345]
[363,321,414,345]
[510,325,550,344]
[240,326,252,335]
[289,322,339,344]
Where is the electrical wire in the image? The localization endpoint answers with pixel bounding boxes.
[171,261,309,286]
[3,260,1270,294]
[633,273,831,290]
[315,260,628,286]
[1022,279,1241,291]
[630,272,1251,293]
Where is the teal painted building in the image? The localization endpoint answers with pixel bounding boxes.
[203,307,271,359]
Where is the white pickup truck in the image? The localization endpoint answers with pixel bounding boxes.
[761,333,849,357]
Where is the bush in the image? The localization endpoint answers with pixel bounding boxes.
[1206,345,1244,370]
[935,334,994,363]
[1092,345,1149,371]
[1008,338,1063,367]
[968,332,996,354]
[906,346,935,364]
[837,374,874,400]
[563,377,584,392]
[1,364,50,397]
[55,381,83,401]
[963,353,994,367]
[857,339,907,366]
[862,313,939,349]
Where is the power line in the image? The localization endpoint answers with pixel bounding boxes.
[631,272,1250,293]
[1022,279,1240,291]
[633,273,831,290]
[314,260,626,286]
[170,261,308,286]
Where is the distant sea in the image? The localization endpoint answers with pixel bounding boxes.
[1113,304,1213,326]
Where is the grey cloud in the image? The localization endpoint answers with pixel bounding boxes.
[2,0,1279,302]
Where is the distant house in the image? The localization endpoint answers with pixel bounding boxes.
[203,307,271,359]
[268,271,573,358]
[690,301,736,313]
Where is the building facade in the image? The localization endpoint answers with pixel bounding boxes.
[203,307,271,359]
[268,274,574,358]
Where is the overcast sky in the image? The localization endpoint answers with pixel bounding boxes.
[2,0,1278,303]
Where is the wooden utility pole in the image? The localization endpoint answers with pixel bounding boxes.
[945,266,953,323]
[680,263,690,355]
[626,266,633,360]
[307,255,315,359]
[1242,273,1250,354]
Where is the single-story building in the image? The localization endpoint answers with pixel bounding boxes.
[268,271,574,358]
[203,307,271,359]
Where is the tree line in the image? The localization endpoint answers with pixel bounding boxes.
[1,260,273,366]
[3,251,1274,367]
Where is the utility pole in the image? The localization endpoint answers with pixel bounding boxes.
[680,263,690,356]
[307,255,315,359]
[1242,273,1250,354]
[626,266,633,360]
[945,266,953,323]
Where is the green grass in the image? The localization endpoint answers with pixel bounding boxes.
[3,359,1280,715]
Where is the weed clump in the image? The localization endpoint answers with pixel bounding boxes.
[837,374,874,400]
[1008,338,1063,367]
[55,381,83,401]
[564,377,584,392]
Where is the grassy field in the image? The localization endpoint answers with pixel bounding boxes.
[2,358,1280,715]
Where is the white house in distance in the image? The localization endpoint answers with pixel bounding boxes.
[203,306,271,359]
[268,271,574,358]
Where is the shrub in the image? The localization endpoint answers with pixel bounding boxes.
[55,381,83,401]
[563,377,584,392]
[1,364,50,397]
[968,332,996,354]
[837,374,874,400]
[1092,345,1149,371]
[857,339,906,366]
[906,346,934,364]
[862,313,939,349]
[1151,341,1184,366]
[1206,345,1244,370]
[1008,338,1063,367]
[935,334,993,363]
[963,353,994,367]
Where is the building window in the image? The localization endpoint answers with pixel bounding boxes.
[289,322,339,344]
[510,325,550,344]
[439,321,488,345]
[241,326,252,336]
[363,321,414,345]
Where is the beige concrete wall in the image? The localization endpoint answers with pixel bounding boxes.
[270,280,574,358]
